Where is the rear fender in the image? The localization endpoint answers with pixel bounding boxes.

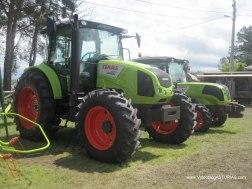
[26,64,62,99]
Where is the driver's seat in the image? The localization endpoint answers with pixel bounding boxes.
[79,62,97,92]
[79,54,109,92]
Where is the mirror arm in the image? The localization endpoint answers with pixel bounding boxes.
[123,48,131,61]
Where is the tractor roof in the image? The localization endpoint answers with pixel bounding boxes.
[133,56,188,64]
[42,19,127,35]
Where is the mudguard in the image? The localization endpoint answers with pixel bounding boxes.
[26,64,62,99]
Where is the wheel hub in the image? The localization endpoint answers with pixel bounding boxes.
[102,121,113,134]
[152,121,178,135]
[151,103,179,135]
[84,106,117,151]
[195,110,204,130]
[17,87,39,129]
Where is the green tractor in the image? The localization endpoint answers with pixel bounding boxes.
[14,16,195,163]
[133,56,244,132]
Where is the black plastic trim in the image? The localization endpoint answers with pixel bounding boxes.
[203,86,224,101]
[137,71,155,97]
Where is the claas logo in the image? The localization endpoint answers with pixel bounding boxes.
[102,65,118,70]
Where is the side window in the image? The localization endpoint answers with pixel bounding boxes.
[169,63,186,83]
[81,41,96,61]
[53,36,71,65]
[52,36,71,94]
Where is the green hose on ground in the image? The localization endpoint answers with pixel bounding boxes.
[0,68,50,155]
[0,111,50,154]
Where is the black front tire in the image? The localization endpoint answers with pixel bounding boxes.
[76,89,141,163]
[194,105,211,132]
[14,70,57,141]
[146,93,195,144]
[212,114,227,127]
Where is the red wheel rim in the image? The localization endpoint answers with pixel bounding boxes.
[195,110,204,130]
[84,106,116,151]
[151,103,178,135]
[17,87,39,129]
[151,120,178,135]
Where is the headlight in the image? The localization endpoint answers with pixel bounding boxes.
[147,67,172,88]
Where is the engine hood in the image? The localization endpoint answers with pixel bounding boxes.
[179,81,227,90]
[99,59,153,70]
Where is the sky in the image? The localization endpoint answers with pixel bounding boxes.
[78,0,252,71]
[0,0,251,76]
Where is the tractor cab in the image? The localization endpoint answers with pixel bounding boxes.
[133,56,194,83]
[43,17,126,94]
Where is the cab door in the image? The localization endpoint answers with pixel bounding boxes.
[52,35,71,95]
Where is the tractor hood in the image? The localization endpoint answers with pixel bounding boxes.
[177,81,231,105]
[97,59,165,79]
[179,81,227,89]
[99,59,152,70]
[96,59,174,104]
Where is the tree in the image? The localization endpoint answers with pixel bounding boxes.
[25,0,79,67]
[0,0,25,90]
[0,0,81,90]
[236,26,252,65]
[218,57,246,72]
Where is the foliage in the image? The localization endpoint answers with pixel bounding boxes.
[0,0,83,90]
[218,57,246,72]
[24,0,79,66]
[236,26,252,66]
[219,26,252,72]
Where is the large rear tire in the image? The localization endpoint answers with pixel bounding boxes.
[194,105,211,132]
[14,70,57,141]
[76,89,141,163]
[146,93,194,144]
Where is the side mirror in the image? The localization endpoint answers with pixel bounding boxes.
[121,33,142,58]
[121,33,141,48]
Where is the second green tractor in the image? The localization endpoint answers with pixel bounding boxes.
[134,56,243,132]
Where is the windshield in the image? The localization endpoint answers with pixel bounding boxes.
[147,62,186,83]
[80,28,123,61]
[168,62,187,83]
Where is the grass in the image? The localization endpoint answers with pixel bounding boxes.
[0,108,251,189]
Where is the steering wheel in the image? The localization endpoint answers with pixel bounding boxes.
[81,52,97,61]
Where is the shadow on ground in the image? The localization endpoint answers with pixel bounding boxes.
[51,128,190,173]
[1,122,238,173]
[52,128,160,173]
[0,128,162,173]
[194,127,237,136]
[139,137,187,150]
[53,149,159,173]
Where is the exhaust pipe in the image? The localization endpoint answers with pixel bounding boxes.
[70,14,80,119]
